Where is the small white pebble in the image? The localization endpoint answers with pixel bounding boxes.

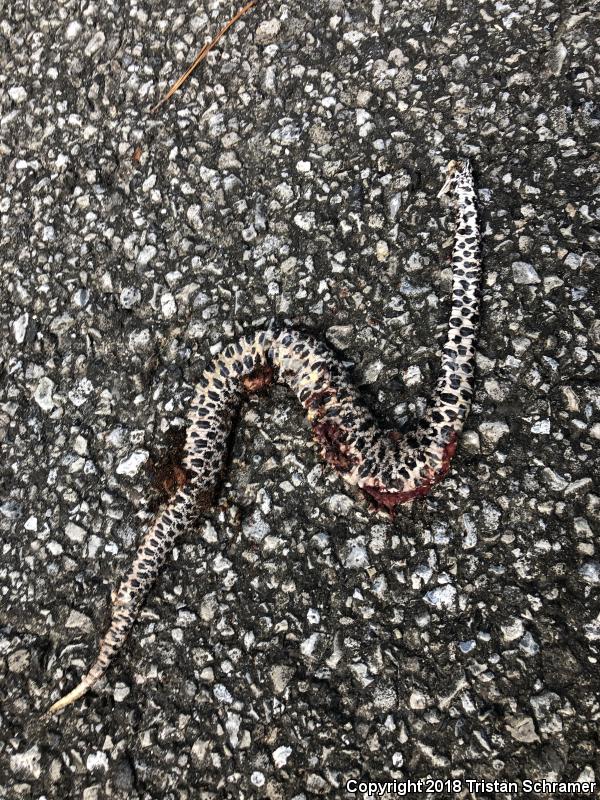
[113,683,130,702]
[142,174,157,192]
[65,522,87,543]
[531,419,550,434]
[375,240,389,262]
[161,292,177,319]
[403,364,422,387]
[34,377,55,412]
[501,617,524,642]
[409,690,427,710]
[12,312,29,343]
[116,450,149,476]
[293,212,315,231]
[137,244,157,266]
[186,205,203,231]
[273,745,292,768]
[307,608,320,625]
[46,540,63,556]
[300,633,321,657]
[424,584,456,609]
[213,683,233,704]
[84,31,106,57]
[24,516,38,532]
[65,20,82,40]
[8,86,27,104]
[86,751,109,772]
[250,771,266,787]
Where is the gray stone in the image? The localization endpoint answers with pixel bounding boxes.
[255,18,281,45]
[424,584,457,609]
[479,421,510,449]
[65,522,87,542]
[10,747,42,779]
[84,31,105,57]
[34,377,55,411]
[578,562,600,584]
[242,509,270,542]
[65,610,93,632]
[512,261,541,284]
[507,716,540,743]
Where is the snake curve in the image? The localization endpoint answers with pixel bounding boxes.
[47,159,481,715]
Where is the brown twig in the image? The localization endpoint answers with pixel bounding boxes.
[151,0,257,113]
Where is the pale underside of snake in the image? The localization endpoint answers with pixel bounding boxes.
[46,160,481,715]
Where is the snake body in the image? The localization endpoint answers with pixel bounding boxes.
[47,160,481,715]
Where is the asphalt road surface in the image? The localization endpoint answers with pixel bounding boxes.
[1,1,598,797]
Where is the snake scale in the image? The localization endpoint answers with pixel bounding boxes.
[47,159,481,715]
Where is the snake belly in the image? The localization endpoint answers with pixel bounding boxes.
[46,159,481,715]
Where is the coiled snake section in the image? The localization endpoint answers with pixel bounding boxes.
[47,160,481,715]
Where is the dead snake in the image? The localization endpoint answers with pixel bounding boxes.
[47,159,481,715]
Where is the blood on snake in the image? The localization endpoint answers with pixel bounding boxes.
[46,159,481,715]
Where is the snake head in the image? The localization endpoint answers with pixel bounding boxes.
[437,159,473,198]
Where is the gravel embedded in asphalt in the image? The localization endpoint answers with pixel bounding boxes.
[1,1,599,797]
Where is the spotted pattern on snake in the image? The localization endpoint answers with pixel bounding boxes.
[46,160,481,715]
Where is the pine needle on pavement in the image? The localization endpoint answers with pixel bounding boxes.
[151,1,257,114]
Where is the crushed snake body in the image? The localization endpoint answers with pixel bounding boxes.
[47,160,481,715]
